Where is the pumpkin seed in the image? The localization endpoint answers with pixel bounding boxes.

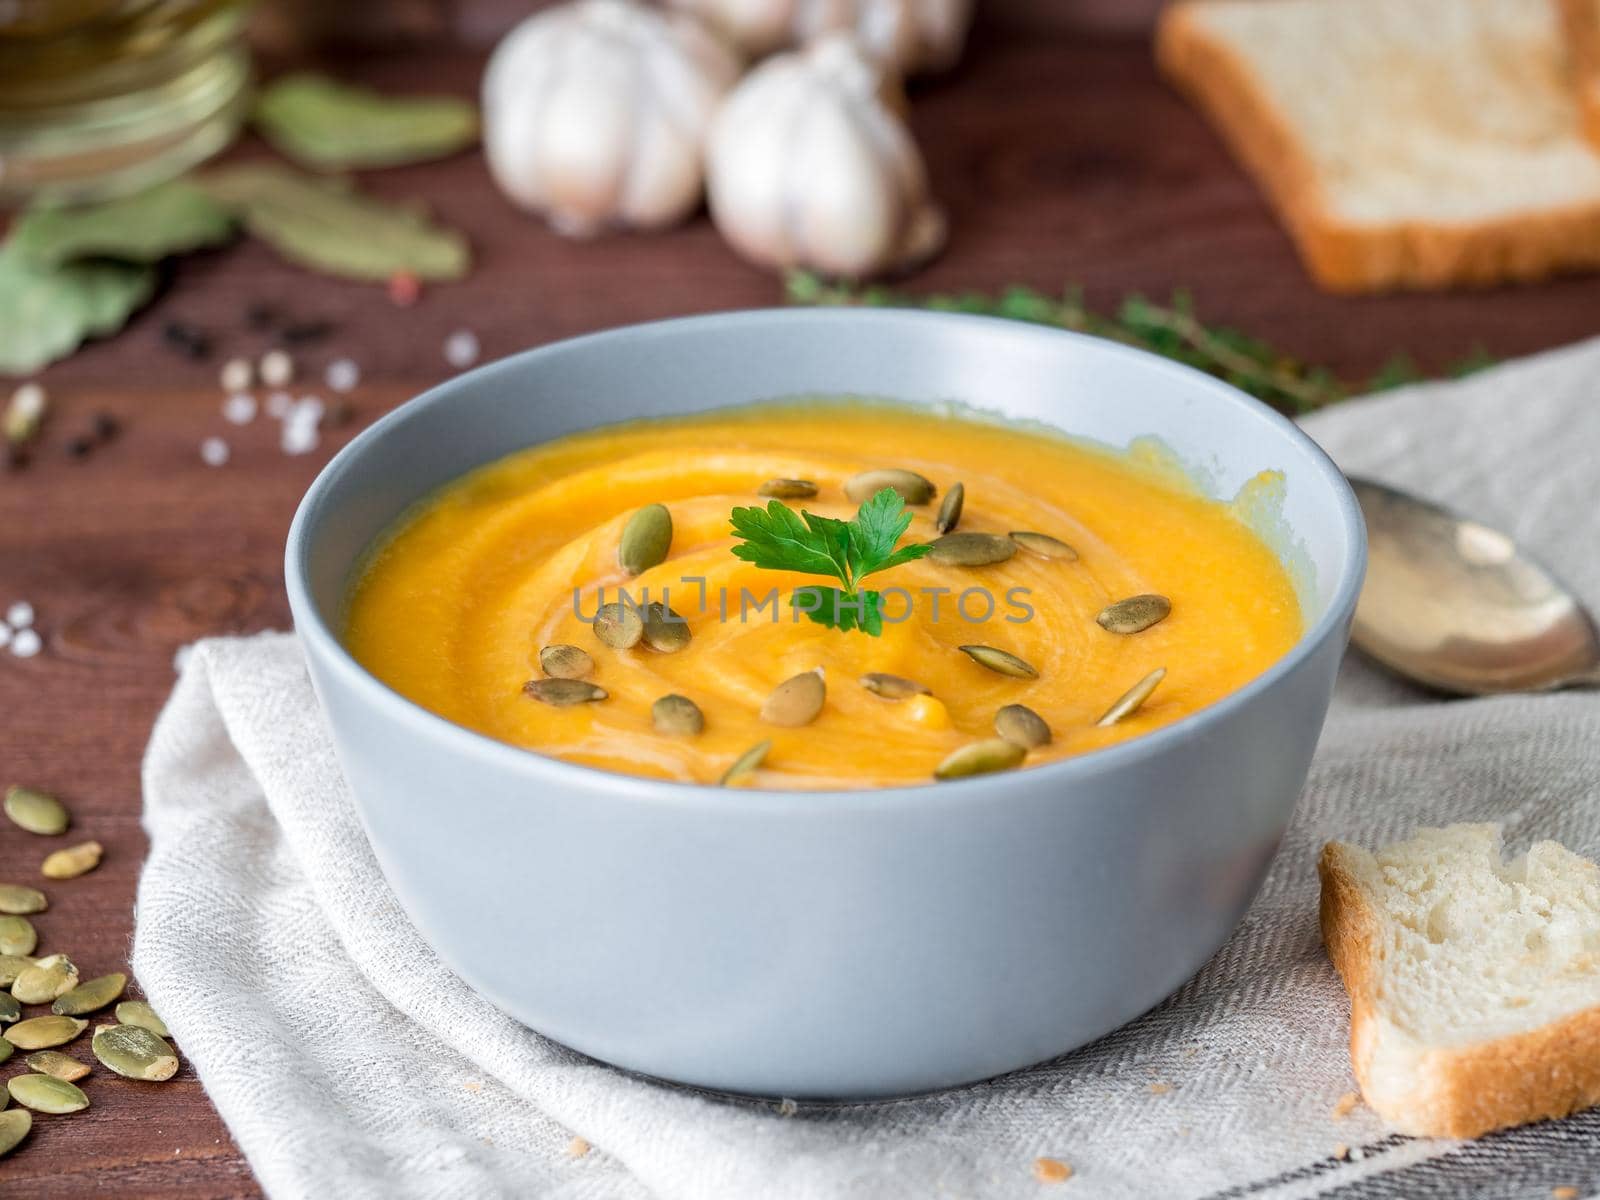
[958,644,1039,679]
[652,694,704,737]
[758,478,817,499]
[52,972,126,1016]
[641,602,691,653]
[720,740,772,787]
[618,504,673,575]
[592,601,644,649]
[40,841,102,880]
[538,644,593,680]
[860,672,932,700]
[0,1109,30,1158]
[522,679,608,707]
[761,669,825,727]
[1096,594,1172,635]
[844,468,935,506]
[0,995,18,1025]
[0,955,34,986]
[93,1024,179,1081]
[934,738,1027,781]
[995,704,1052,749]
[4,1015,87,1050]
[1097,667,1167,726]
[935,482,965,533]
[4,786,69,836]
[26,1051,90,1082]
[0,919,36,958]
[8,1073,87,1114]
[12,955,78,1005]
[115,1002,169,1039]
[0,885,45,915]
[1009,531,1079,561]
[928,531,1016,567]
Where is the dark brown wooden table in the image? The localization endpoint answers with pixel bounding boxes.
[3,19,1598,1198]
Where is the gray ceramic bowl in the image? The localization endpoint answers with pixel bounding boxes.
[286,309,1365,1099]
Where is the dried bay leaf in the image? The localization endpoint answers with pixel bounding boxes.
[254,73,479,170]
[9,181,234,268]
[199,164,469,282]
[0,245,155,376]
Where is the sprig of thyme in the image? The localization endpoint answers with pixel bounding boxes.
[785,272,1495,416]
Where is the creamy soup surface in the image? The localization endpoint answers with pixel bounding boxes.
[343,401,1303,789]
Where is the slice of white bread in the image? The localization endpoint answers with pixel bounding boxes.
[1156,0,1600,293]
[1320,824,1600,1138]
[1563,0,1600,149]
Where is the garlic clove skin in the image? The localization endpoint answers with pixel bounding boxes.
[708,33,946,279]
[483,0,742,236]
[667,0,973,75]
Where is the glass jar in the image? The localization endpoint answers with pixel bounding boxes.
[0,0,254,207]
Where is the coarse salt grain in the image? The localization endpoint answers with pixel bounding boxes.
[281,421,319,456]
[222,393,257,425]
[10,628,42,658]
[444,330,480,369]
[325,358,360,393]
[10,382,45,421]
[219,357,253,393]
[293,395,325,423]
[6,601,33,629]
[260,349,294,388]
[266,391,294,420]
[200,436,230,467]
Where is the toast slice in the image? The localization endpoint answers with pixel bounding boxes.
[1564,0,1600,149]
[1156,0,1600,293]
[1319,825,1600,1138]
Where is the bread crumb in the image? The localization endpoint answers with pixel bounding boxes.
[1148,1082,1172,1095]
[1333,1091,1360,1118]
[1551,1188,1577,1200]
[463,1080,482,1093]
[1033,1157,1073,1184]
[567,1136,591,1159]
[1332,1143,1350,1161]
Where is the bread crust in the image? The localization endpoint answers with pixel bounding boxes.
[1319,841,1600,1139]
[1562,0,1600,150]
[1156,1,1600,294]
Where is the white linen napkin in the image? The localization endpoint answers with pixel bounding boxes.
[135,337,1600,1200]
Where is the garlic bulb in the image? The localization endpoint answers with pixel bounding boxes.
[667,0,973,74]
[707,34,946,279]
[482,0,742,235]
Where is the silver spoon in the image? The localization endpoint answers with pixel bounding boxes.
[1350,477,1600,695]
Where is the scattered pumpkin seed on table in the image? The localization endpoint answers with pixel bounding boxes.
[25,1051,90,1082]
[1009,531,1079,561]
[4,1015,87,1050]
[40,840,102,880]
[52,972,126,1016]
[4,786,70,835]
[0,885,46,915]
[8,1074,88,1114]
[592,601,644,649]
[995,704,1052,749]
[721,740,772,787]
[12,954,78,1004]
[844,468,935,506]
[617,503,673,575]
[935,481,964,533]
[0,1109,30,1158]
[757,478,817,499]
[522,679,608,706]
[538,644,593,680]
[652,694,704,736]
[0,918,38,959]
[934,738,1027,781]
[93,1023,179,1081]
[761,669,825,727]
[959,644,1039,679]
[641,602,691,653]
[115,1002,169,1039]
[1097,667,1168,727]
[928,531,1015,567]
[860,672,931,700]
[1097,594,1172,635]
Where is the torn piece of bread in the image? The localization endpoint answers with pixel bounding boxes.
[1320,825,1600,1138]
[1156,0,1600,293]
[1563,0,1600,149]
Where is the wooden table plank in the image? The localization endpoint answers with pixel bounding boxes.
[2,25,1598,1196]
